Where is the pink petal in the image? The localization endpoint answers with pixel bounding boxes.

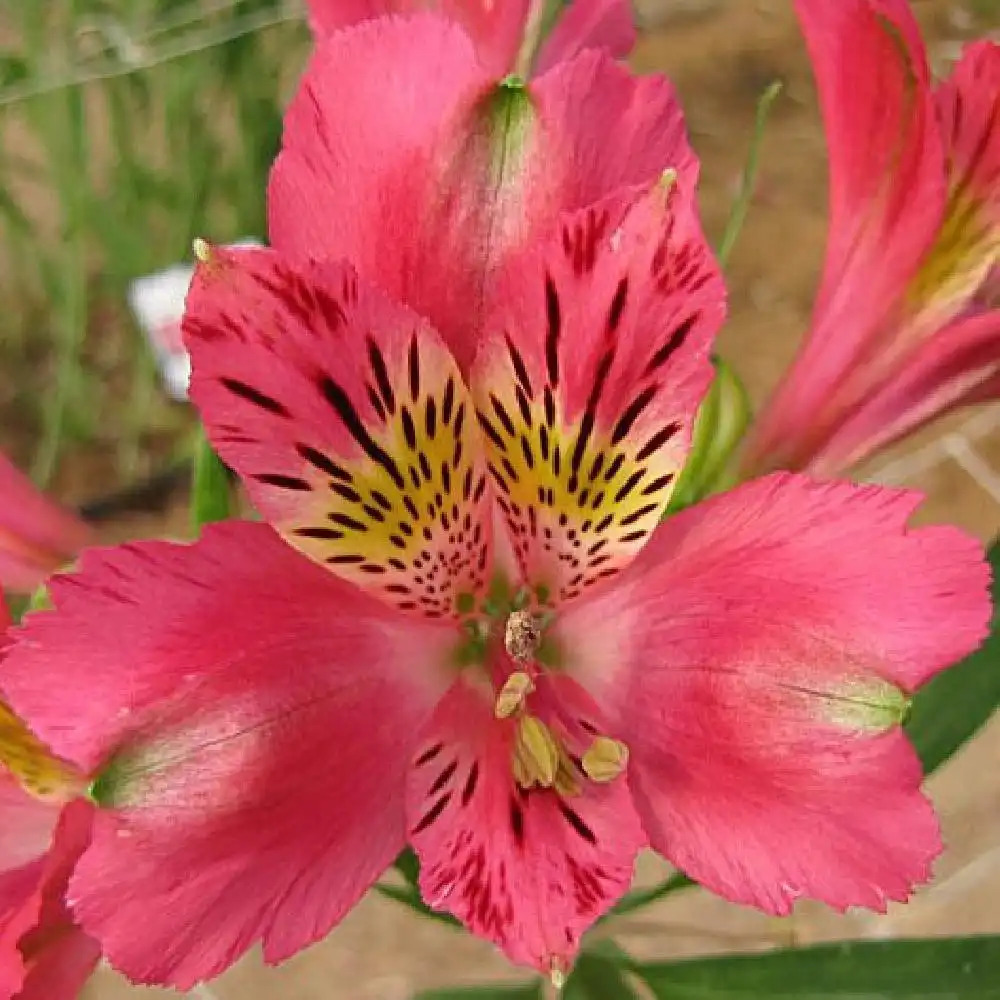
[15,802,100,1000]
[535,0,635,74]
[0,453,90,594]
[746,0,946,472]
[938,41,1000,217]
[0,794,96,1000]
[407,672,644,977]
[471,181,723,603]
[811,310,1000,472]
[184,246,493,620]
[554,474,991,915]
[304,0,530,76]
[268,15,695,374]
[2,522,458,986]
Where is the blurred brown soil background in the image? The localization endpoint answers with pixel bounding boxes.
[2,0,996,996]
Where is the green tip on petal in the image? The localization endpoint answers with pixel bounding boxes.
[482,81,536,187]
[826,678,912,733]
[27,584,51,613]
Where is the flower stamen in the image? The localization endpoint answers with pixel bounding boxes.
[581,735,629,783]
[495,670,535,719]
[513,714,560,788]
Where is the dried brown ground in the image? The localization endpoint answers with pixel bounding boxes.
[49,0,1000,996]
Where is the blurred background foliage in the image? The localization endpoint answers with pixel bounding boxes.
[0,0,306,497]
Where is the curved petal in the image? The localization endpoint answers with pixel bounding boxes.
[0,776,56,999]
[535,0,635,74]
[1,522,457,986]
[746,0,945,472]
[938,41,1000,220]
[15,801,99,1000]
[895,41,1000,346]
[184,247,493,619]
[268,15,696,374]
[0,453,90,594]
[305,0,530,76]
[810,310,1000,474]
[407,671,644,977]
[471,182,722,604]
[554,475,990,915]
[0,793,93,1000]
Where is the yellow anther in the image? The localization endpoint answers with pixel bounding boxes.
[494,670,535,719]
[658,166,678,192]
[192,237,212,263]
[581,736,629,783]
[553,744,581,798]
[504,610,543,663]
[513,715,560,789]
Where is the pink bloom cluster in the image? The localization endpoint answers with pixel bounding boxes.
[0,0,994,995]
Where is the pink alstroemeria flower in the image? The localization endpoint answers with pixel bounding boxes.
[0,604,99,1000]
[744,0,1000,477]
[0,173,991,990]
[0,454,90,594]
[304,0,635,78]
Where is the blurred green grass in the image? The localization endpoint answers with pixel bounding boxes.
[0,0,309,500]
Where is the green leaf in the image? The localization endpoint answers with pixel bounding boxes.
[906,537,1000,774]
[414,983,544,1000]
[716,80,782,269]
[191,432,233,531]
[394,845,420,885]
[634,936,1000,998]
[564,943,640,999]
[372,882,460,930]
[609,871,695,918]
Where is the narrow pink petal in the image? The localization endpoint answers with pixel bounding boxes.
[535,0,635,74]
[184,246,493,619]
[0,454,90,594]
[15,802,100,1000]
[0,861,45,997]
[471,181,723,603]
[810,310,1000,474]
[16,925,100,1000]
[0,790,91,1000]
[746,0,945,472]
[938,41,1000,216]
[554,474,990,915]
[407,672,644,977]
[269,15,695,374]
[2,522,457,986]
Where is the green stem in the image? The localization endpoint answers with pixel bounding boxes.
[716,80,783,270]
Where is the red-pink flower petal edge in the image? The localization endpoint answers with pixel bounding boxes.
[407,670,645,978]
[0,790,98,1000]
[268,13,695,374]
[0,453,90,594]
[1,522,458,987]
[555,473,991,915]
